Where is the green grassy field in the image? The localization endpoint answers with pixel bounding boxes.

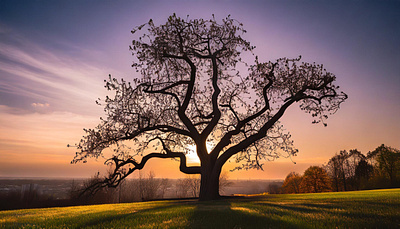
[1,189,399,228]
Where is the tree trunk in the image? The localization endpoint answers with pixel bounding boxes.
[198,163,221,201]
[342,172,347,191]
[334,177,339,192]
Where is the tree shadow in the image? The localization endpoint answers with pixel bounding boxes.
[74,211,137,228]
[252,200,400,228]
[5,196,398,228]
[187,200,298,229]
[73,201,190,228]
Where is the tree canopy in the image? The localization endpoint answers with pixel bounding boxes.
[72,14,347,200]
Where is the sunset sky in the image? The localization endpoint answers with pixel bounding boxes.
[0,0,399,179]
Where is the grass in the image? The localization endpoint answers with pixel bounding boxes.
[0,189,399,228]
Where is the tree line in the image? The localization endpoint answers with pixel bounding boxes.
[281,144,400,194]
[70,171,232,205]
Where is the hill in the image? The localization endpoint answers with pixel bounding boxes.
[1,189,399,228]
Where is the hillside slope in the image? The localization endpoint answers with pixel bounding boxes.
[1,189,399,228]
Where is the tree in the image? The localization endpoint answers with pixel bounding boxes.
[71,14,347,200]
[337,150,351,191]
[219,171,232,194]
[158,178,170,199]
[186,175,201,197]
[325,149,364,191]
[368,144,400,187]
[138,171,163,200]
[325,153,344,191]
[347,149,367,190]
[354,158,373,189]
[301,166,331,193]
[80,172,117,204]
[175,178,190,198]
[281,172,302,194]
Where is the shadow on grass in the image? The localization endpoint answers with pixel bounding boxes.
[74,193,400,229]
[253,199,400,229]
[75,199,299,229]
[187,200,297,229]
[4,195,398,228]
[73,201,193,228]
[74,211,136,228]
[1,203,181,229]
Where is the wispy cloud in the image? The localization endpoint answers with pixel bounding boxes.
[31,102,50,108]
[0,26,127,177]
[0,27,112,115]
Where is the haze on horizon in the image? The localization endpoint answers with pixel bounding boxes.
[0,0,399,180]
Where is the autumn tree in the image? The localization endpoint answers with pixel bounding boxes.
[301,166,331,193]
[71,14,347,200]
[281,172,302,194]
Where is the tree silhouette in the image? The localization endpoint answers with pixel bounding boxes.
[72,14,347,200]
[325,149,366,191]
[325,153,345,191]
[368,144,400,187]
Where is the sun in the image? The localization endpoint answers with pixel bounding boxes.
[186,142,214,164]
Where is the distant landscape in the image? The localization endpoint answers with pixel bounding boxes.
[0,177,282,210]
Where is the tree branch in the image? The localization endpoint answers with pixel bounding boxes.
[210,62,277,159]
[81,151,200,196]
[216,97,297,168]
[201,55,222,141]
[162,52,200,137]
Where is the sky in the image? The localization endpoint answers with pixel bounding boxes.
[0,0,399,179]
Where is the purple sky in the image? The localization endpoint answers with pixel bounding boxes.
[0,0,399,179]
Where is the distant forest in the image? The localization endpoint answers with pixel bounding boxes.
[0,175,280,210]
[281,144,400,194]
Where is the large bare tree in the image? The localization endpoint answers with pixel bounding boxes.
[72,14,347,200]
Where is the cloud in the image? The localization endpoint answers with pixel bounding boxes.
[0,25,129,178]
[31,103,50,108]
[0,27,113,115]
